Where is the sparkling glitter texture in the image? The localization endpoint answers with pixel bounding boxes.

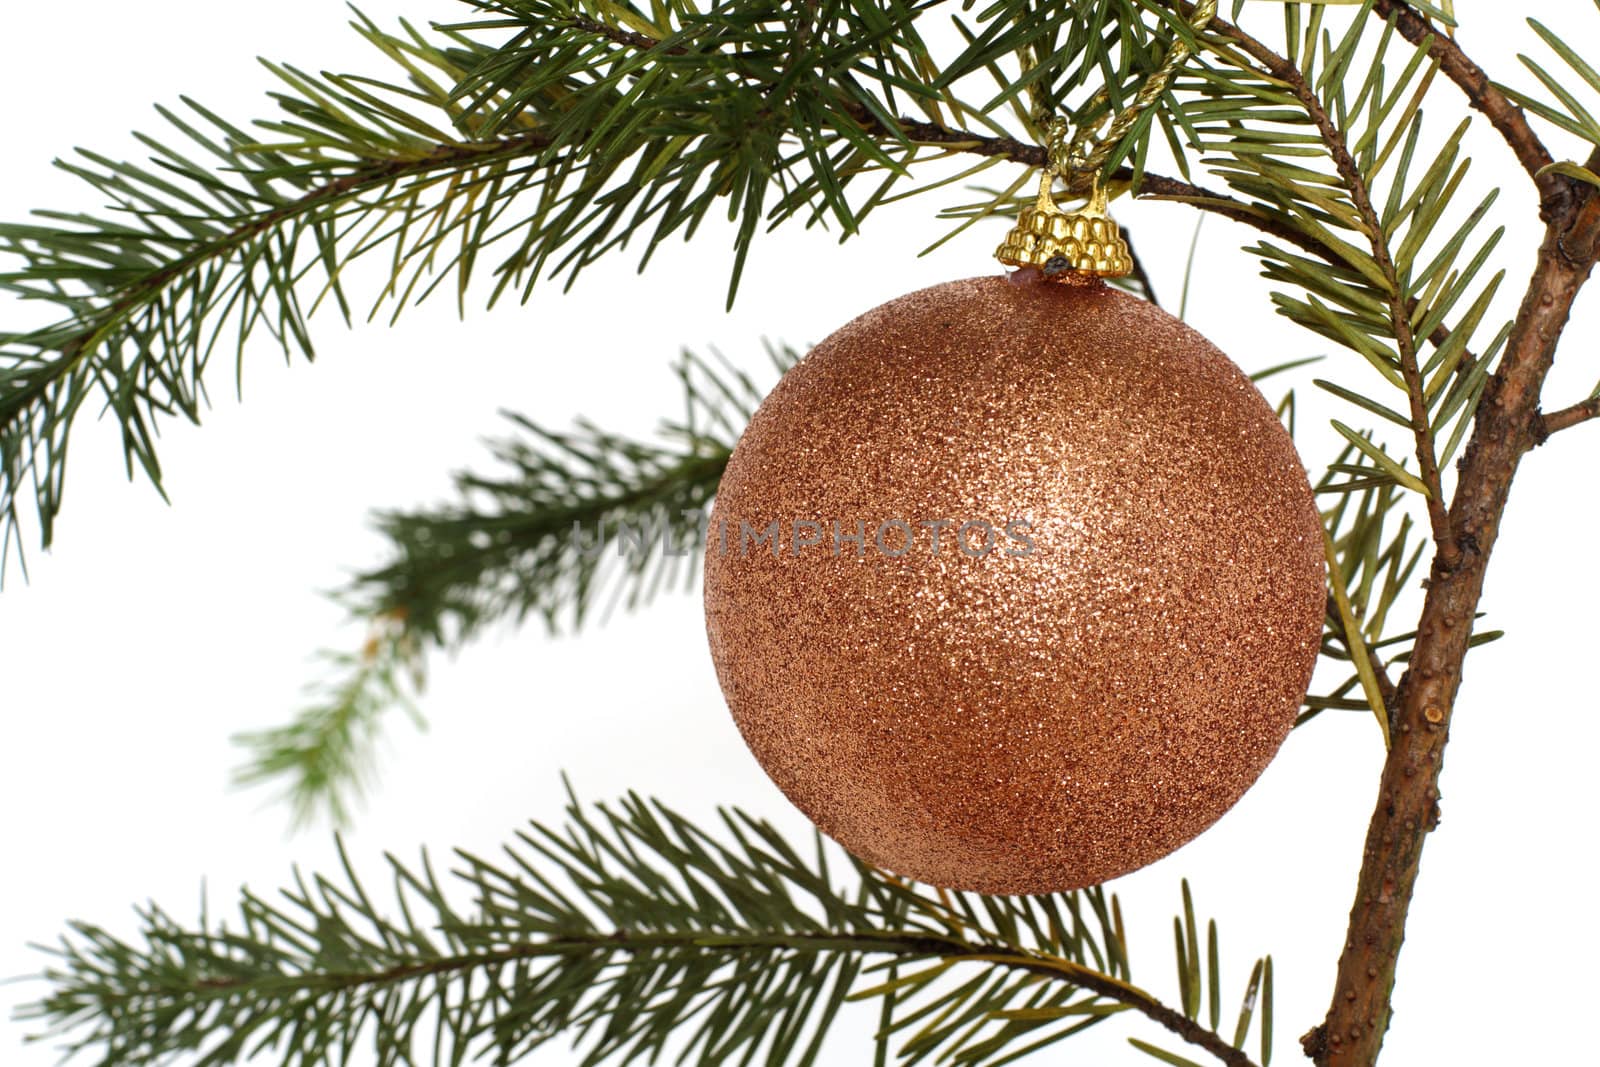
[703,276,1324,894]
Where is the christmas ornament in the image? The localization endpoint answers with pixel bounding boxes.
[703,0,1322,894]
[703,274,1323,894]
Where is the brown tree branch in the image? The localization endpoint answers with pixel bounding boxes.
[874,114,1479,365]
[568,16,666,52]
[1305,151,1600,1067]
[800,98,1352,271]
[1368,1,1556,194]
[1537,395,1600,438]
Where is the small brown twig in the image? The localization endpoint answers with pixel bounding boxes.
[1537,395,1600,439]
[562,11,1375,279]
[971,952,1261,1067]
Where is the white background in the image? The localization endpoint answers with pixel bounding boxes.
[1,3,1596,1064]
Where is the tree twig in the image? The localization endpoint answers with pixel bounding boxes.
[970,951,1260,1067]
[99,926,1260,1067]
[1536,395,1600,439]
[567,11,1481,370]
[1304,149,1600,1067]
[562,12,1354,269]
[1193,7,1457,565]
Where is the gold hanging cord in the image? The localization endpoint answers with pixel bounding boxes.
[996,0,1218,280]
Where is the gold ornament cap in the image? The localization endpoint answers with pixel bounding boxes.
[995,169,1133,279]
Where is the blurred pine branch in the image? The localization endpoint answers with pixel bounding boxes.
[229,344,788,821]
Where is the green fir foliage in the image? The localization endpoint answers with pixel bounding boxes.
[6,1,1593,1062]
[22,791,1272,1067]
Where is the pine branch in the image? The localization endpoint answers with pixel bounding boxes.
[389,344,788,633]
[0,1,969,566]
[0,104,554,558]
[348,418,725,646]
[1365,1,1555,189]
[22,791,1269,1067]
[553,0,1494,374]
[13,7,1599,1065]
[1194,5,1456,563]
[231,611,423,828]
[229,347,779,823]
[0,0,1332,574]
[1304,110,1600,1067]
[1,0,1503,572]
[546,1,1350,267]
[0,12,571,568]
[1112,5,1521,635]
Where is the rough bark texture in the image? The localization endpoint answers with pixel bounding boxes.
[1305,157,1600,1066]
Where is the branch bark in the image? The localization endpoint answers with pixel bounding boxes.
[1537,395,1600,438]
[1304,152,1600,1067]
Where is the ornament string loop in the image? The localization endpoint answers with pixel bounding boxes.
[997,0,1217,280]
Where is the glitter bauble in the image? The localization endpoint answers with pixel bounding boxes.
[703,276,1324,894]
